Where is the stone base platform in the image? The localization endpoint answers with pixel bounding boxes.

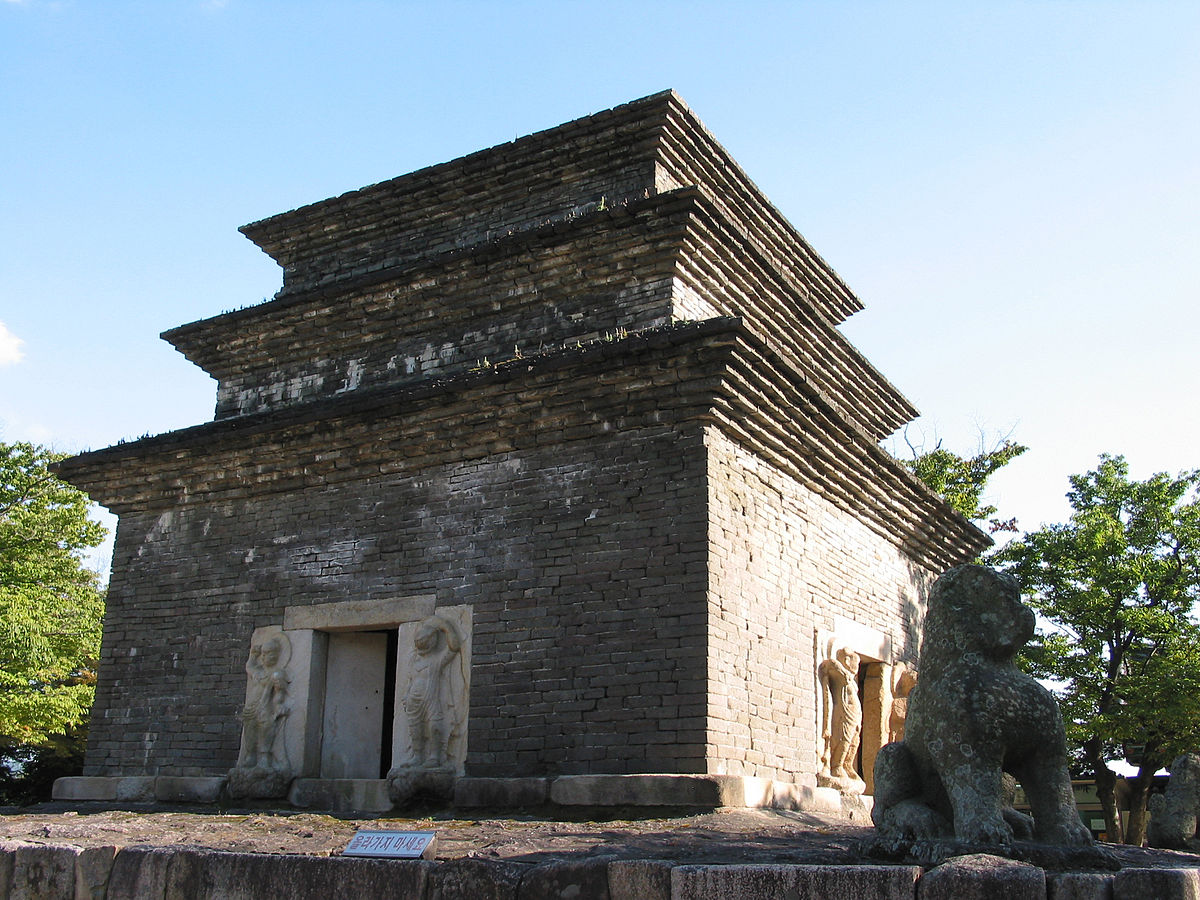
[3,841,1196,900]
[52,776,225,804]
[54,773,868,818]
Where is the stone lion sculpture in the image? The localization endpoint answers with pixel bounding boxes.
[871,565,1092,847]
[1148,753,1200,849]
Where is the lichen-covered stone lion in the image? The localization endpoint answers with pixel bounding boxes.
[1147,753,1200,849]
[871,565,1092,847]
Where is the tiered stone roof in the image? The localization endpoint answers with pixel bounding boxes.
[61,91,988,570]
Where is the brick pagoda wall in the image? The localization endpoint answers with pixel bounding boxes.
[704,428,934,782]
[83,334,722,779]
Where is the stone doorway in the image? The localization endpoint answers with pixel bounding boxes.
[816,620,907,796]
[319,631,398,779]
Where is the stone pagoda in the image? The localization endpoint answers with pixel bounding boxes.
[54,91,987,813]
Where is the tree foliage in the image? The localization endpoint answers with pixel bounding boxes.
[900,435,1028,531]
[997,454,1200,844]
[0,442,106,747]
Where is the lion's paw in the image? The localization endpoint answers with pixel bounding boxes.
[957,815,1014,847]
[879,800,951,841]
[1002,807,1036,840]
[1042,819,1093,846]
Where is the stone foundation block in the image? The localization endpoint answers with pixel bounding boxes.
[1048,872,1114,900]
[116,776,157,802]
[918,854,1045,900]
[153,775,226,803]
[455,776,550,808]
[107,846,174,900]
[518,857,614,900]
[75,845,119,900]
[164,848,432,899]
[52,776,118,801]
[52,775,158,803]
[1113,867,1200,900]
[288,778,393,813]
[550,774,727,807]
[3,841,114,900]
[8,842,76,900]
[431,857,527,900]
[609,859,673,900]
[672,863,921,899]
[0,841,31,899]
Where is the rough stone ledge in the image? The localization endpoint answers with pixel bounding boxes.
[54,776,224,805]
[9,842,1200,900]
[57,773,866,819]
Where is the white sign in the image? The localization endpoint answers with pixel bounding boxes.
[342,830,437,859]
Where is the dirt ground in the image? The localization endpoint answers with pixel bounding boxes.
[3,804,1200,872]
[0,805,868,866]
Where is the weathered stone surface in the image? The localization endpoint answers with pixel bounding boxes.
[551,774,727,807]
[917,854,1045,900]
[430,857,527,900]
[0,840,116,900]
[162,849,432,900]
[115,776,157,802]
[288,778,393,813]
[75,845,118,900]
[518,858,612,900]
[8,842,80,900]
[283,595,435,632]
[52,776,118,801]
[154,775,225,803]
[671,863,920,899]
[1147,753,1200,849]
[1111,867,1200,900]
[0,841,31,899]
[608,859,672,900]
[1048,872,1114,900]
[454,777,551,808]
[873,566,1092,848]
[107,846,173,900]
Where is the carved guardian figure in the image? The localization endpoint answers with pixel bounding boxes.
[871,565,1092,847]
[388,614,465,805]
[818,646,864,791]
[228,629,294,799]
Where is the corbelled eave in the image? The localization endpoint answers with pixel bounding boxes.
[234,90,864,328]
[711,325,991,571]
[165,186,917,444]
[57,317,986,573]
[654,92,864,326]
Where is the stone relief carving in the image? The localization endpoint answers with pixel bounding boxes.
[229,627,294,799]
[888,663,917,744]
[871,565,1093,849]
[388,614,468,804]
[1148,753,1200,849]
[818,645,865,793]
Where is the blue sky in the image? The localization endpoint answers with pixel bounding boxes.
[2,1,1198,571]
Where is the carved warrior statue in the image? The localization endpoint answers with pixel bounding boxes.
[388,615,464,804]
[871,565,1093,848]
[228,629,294,799]
[1148,753,1200,849]
[818,646,864,791]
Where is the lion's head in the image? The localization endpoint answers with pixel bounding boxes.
[921,565,1035,670]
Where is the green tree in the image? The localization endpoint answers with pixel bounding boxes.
[899,434,1028,532]
[0,441,106,748]
[997,455,1200,845]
